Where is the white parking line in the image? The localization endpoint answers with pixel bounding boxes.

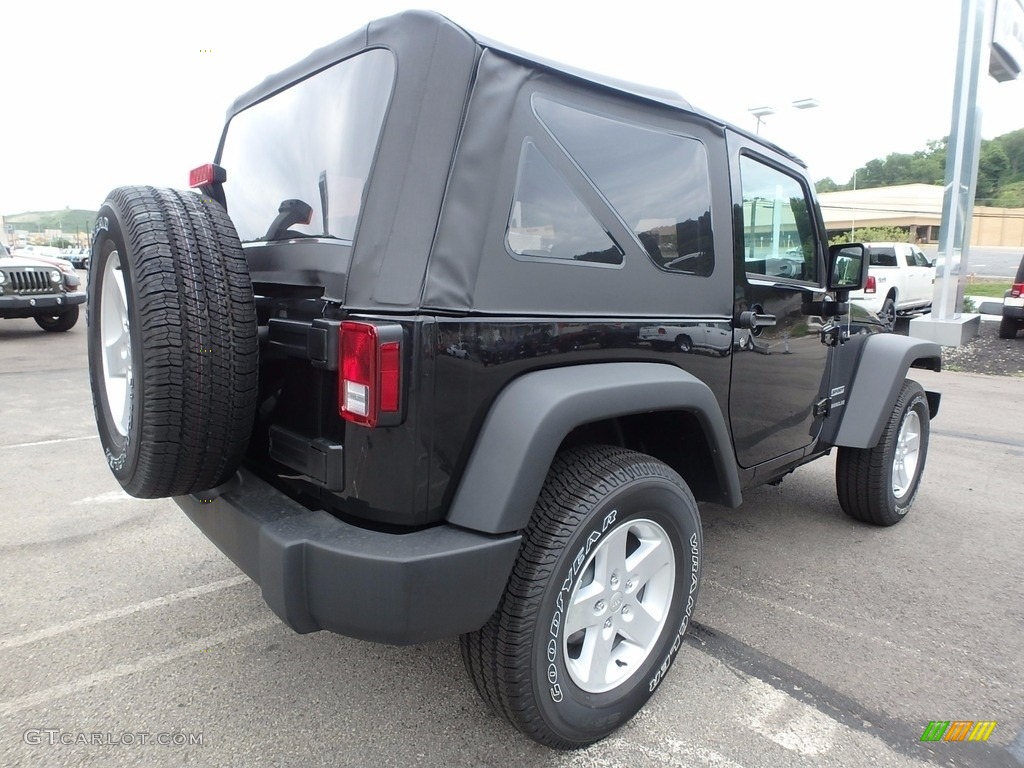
[0,575,250,651]
[71,490,134,506]
[1,435,98,450]
[564,734,749,768]
[0,617,276,716]
[744,679,838,757]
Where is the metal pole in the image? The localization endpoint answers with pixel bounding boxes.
[933,0,990,320]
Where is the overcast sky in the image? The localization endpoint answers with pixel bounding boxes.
[2,0,1021,215]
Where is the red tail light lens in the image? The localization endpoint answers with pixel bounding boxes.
[339,322,402,427]
[189,163,226,188]
[379,342,400,412]
[864,275,877,294]
[1012,283,1023,298]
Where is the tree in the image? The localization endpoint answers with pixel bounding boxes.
[976,142,1010,204]
[829,226,910,246]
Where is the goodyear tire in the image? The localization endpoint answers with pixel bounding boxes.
[460,445,702,748]
[836,379,930,526]
[87,186,258,498]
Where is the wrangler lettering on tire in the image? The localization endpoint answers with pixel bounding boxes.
[460,445,702,748]
[87,186,258,498]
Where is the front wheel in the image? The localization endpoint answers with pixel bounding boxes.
[836,379,930,526]
[35,305,79,332]
[460,445,702,748]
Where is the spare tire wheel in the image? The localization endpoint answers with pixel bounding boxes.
[88,186,258,498]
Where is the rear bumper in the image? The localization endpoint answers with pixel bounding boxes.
[1002,300,1024,321]
[174,468,520,645]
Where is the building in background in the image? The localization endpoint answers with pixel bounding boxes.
[818,183,1024,246]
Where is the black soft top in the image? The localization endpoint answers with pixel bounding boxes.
[227,10,694,120]
[219,10,804,313]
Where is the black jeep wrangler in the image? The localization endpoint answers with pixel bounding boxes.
[86,11,941,749]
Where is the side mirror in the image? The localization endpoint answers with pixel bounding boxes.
[827,243,868,293]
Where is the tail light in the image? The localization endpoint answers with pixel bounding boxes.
[657,327,667,335]
[864,275,877,294]
[339,321,403,427]
[1012,283,1023,298]
[189,163,226,188]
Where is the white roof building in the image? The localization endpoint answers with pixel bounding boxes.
[817,183,1024,247]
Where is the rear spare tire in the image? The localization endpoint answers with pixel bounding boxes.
[87,186,258,498]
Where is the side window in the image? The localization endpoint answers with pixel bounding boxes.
[902,246,916,267]
[738,156,818,282]
[533,97,714,276]
[912,248,931,267]
[506,141,624,265]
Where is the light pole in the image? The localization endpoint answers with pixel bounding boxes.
[747,106,774,134]
[851,169,857,241]
[748,98,820,134]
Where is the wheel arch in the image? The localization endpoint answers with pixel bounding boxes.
[831,334,941,449]
[445,363,741,535]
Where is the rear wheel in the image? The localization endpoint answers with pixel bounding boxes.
[999,317,1019,339]
[34,306,79,332]
[675,334,692,353]
[836,379,930,526]
[460,445,702,748]
[87,186,258,498]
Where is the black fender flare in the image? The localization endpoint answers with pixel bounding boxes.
[832,334,941,449]
[445,362,741,535]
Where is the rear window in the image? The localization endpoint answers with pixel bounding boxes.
[868,247,898,267]
[219,49,395,244]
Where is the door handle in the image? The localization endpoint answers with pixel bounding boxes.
[737,311,777,329]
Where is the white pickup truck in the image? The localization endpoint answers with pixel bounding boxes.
[848,242,935,330]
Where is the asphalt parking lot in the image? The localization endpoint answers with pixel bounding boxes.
[1,305,1022,768]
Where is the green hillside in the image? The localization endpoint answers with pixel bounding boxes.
[816,127,1024,206]
[3,209,97,234]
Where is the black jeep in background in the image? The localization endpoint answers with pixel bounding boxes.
[86,11,941,748]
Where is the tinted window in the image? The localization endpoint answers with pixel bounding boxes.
[533,97,714,276]
[506,142,623,265]
[738,156,818,282]
[867,247,898,267]
[219,49,395,244]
